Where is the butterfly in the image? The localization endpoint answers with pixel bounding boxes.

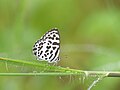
[32,28,60,63]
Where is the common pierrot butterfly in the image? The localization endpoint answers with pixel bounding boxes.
[32,28,60,63]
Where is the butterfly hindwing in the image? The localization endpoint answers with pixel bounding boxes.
[33,28,60,63]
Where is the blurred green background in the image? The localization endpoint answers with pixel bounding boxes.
[0,0,120,90]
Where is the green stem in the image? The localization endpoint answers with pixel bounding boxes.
[0,57,120,77]
[0,72,80,76]
[0,57,83,73]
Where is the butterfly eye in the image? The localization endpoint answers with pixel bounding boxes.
[32,28,60,63]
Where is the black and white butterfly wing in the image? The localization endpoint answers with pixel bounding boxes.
[32,28,60,63]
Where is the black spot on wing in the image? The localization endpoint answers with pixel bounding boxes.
[46,46,51,49]
[56,37,60,40]
[47,43,50,45]
[53,42,59,45]
[49,54,53,59]
[39,42,43,46]
[44,54,47,57]
[48,35,50,37]
[53,47,56,50]
[53,34,56,37]
[55,32,59,34]
[48,40,52,44]
[35,44,38,47]
[34,52,37,55]
[33,48,37,51]
[40,51,43,55]
[45,37,48,39]
[49,37,54,40]
[45,49,49,53]
[38,46,43,51]
[50,50,53,54]
[50,32,53,34]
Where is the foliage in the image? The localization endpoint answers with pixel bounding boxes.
[0,0,120,90]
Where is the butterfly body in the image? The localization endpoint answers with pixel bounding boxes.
[33,28,60,63]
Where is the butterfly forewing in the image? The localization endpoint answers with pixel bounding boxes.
[32,28,60,63]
